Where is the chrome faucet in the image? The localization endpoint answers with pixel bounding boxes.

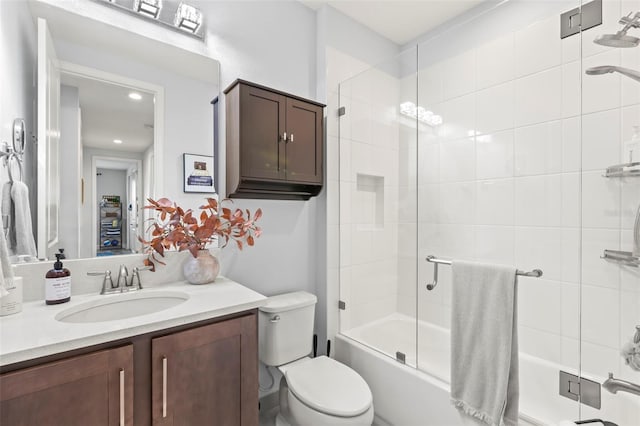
[129,265,153,290]
[116,264,129,289]
[602,373,640,397]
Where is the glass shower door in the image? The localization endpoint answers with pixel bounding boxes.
[338,47,419,367]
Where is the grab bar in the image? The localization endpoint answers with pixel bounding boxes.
[425,255,543,291]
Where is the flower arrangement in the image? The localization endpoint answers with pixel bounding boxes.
[140,197,262,271]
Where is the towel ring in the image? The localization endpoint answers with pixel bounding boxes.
[6,153,23,183]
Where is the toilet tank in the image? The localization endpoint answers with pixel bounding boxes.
[258,291,317,366]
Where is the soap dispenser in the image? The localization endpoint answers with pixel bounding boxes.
[45,249,71,305]
[624,126,640,163]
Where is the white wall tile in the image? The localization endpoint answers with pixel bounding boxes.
[515,15,561,77]
[621,104,640,163]
[476,179,514,226]
[474,225,514,264]
[515,227,563,282]
[418,63,442,108]
[438,182,475,224]
[441,50,476,100]
[562,117,581,173]
[581,228,621,288]
[560,228,581,284]
[440,94,475,141]
[582,171,621,229]
[582,109,621,171]
[561,282,580,339]
[476,82,514,135]
[561,173,581,228]
[582,49,622,115]
[476,130,514,180]
[621,46,640,106]
[476,33,515,90]
[439,137,476,182]
[518,278,562,334]
[515,67,562,127]
[562,61,581,118]
[582,284,620,349]
[514,121,562,176]
[514,175,562,227]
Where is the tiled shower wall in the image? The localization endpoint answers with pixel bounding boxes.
[338,0,639,423]
[338,61,403,330]
[404,1,639,422]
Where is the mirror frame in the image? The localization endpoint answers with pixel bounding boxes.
[56,60,164,259]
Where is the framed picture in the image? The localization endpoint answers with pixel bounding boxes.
[183,153,216,193]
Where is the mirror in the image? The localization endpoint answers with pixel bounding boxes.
[19,3,220,263]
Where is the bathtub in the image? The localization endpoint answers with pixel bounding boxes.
[335,313,574,426]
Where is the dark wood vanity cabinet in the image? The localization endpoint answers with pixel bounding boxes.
[151,314,257,425]
[225,79,325,200]
[0,311,258,426]
[0,345,134,425]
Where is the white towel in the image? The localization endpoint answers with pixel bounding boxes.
[10,181,36,258]
[0,215,14,297]
[450,260,519,426]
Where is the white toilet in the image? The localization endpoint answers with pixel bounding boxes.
[259,291,374,426]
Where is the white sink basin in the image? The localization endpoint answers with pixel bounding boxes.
[55,291,189,323]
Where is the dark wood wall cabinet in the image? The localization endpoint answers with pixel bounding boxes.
[0,310,258,426]
[224,79,325,200]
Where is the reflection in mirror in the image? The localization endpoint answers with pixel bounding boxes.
[58,72,155,260]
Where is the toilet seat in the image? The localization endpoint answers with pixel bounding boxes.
[285,356,372,417]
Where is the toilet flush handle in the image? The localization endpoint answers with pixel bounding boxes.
[270,315,280,323]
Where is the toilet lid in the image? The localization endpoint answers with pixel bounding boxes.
[285,356,372,417]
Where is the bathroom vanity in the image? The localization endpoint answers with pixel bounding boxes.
[0,278,266,426]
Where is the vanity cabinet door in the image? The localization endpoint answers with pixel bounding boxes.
[0,345,134,426]
[151,313,258,426]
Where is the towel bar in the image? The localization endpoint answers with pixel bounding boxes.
[425,255,543,291]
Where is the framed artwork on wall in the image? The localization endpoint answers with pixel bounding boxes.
[183,153,215,193]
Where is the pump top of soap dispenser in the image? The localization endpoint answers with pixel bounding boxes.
[53,249,66,270]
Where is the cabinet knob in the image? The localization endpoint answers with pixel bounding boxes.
[289,133,294,143]
[281,132,287,142]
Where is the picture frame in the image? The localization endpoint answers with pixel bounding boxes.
[183,153,215,193]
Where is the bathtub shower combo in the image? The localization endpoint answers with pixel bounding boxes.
[334,1,640,425]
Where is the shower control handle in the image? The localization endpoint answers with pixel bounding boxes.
[270,315,280,323]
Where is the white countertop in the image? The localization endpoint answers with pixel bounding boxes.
[0,277,267,367]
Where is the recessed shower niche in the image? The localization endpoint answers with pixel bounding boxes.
[355,173,384,229]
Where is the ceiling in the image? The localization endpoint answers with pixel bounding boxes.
[301,0,489,45]
[60,73,154,153]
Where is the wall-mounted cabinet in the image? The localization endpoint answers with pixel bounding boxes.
[224,80,325,200]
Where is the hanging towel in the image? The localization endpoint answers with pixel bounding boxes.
[450,260,519,426]
[10,181,37,258]
[0,216,15,297]
[1,182,13,244]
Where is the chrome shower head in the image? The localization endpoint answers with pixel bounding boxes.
[594,32,640,47]
[586,65,640,83]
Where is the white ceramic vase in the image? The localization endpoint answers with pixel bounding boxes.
[183,249,220,285]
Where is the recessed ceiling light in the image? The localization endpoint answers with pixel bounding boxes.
[128,92,142,100]
[113,139,123,144]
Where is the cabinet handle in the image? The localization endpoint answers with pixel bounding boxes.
[119,369,125,426]
[281,132,287,142]
[162,356,167,418]
[289,133,294,143]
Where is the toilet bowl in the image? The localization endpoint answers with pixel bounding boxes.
[259,292,374,426]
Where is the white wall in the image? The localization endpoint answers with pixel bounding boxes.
[59,85,82,258]
[0,0,37,234]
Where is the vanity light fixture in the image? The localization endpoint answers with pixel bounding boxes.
[399,102,443,127]
[128,92,143,100]
[113,139,123,144]
[174,2,202,33]
[134,0,162,19]
[94,0,205,40]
